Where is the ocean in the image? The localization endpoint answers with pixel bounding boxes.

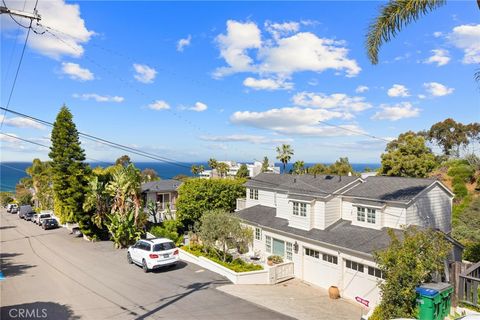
[0,161,380,192]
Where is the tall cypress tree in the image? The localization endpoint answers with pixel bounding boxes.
[49,106,90,229]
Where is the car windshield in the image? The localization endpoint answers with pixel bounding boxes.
[153,242,176,252]
[40,214,51,218]
[45,219,56,223]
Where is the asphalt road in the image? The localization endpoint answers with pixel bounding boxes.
[0,209,292,320]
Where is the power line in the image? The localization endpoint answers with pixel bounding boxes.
[317,120,391,143]
[0,107,192,169]
[0,132,111,165]
[0,132,188,181]
[0,0,38,131]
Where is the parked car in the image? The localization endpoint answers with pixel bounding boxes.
[31,213,38,222]
[35,213,52,226]
[6,204,17,213]
[42,218,59,230]
[24,212,35,221]
[70,227,83,237]
[11,206,19,214]
[127,238,179,272]
[18,205,33,219]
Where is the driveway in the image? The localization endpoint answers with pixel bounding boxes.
[218,279,365,320]
[0,209,292,320]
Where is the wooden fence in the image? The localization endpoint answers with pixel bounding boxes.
[458,261,480,307]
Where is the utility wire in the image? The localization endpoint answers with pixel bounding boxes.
[317,120,391,143]
[0,0,38,131]
[0,107,192,169]
[0,132,111,165]
[0,132,188,181]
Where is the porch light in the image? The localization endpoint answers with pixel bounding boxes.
[294,241,299,253]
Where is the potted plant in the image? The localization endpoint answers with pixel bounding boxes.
[267,255,283,266]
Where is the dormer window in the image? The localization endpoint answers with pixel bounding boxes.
[357,207,376,224]
[293,202,307,217]
[249,188,258,200]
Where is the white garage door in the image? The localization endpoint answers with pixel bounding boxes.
[302,247,340,289]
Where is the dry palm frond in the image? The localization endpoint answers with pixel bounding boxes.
[366,0,447,64]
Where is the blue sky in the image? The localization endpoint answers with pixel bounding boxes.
[1,1,479,164]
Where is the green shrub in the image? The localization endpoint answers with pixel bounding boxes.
[463,242,480,263]
[448,164,475,183]
[453,182,468,199]
[149,220,183,245]
[181,245,263,272]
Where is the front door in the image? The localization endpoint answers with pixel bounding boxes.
[273,238,285,257]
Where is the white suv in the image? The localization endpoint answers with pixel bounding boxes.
[127,238,179,272]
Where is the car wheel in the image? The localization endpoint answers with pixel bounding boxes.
[127,253,133,264]
[142,259,149,273]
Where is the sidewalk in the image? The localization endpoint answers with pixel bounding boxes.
[217,279,365,320]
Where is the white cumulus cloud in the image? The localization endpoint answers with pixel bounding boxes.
[387,84,410,97]
[148,100,170,110]
[61,62,94,81]
[73,93,124,103]
[214,20,360,79]
[292,92,372,112]
[449,24,480,64]
[230,107,361,136]
[0,115,46,130]
[200,134,293,145]
[424,49,450,66]
[133,64,157,83]
[355,85,369,93]
[243,77,293,91]
[1,0,94,59]
[372,102,420,121]
[189,102,208,112]
[423,82,454,97]
[177,35,192,52]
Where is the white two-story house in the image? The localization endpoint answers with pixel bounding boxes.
[236,173,458,308]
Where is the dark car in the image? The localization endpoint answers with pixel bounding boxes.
[24,212,35,221]
[71,227,83,237]
[42,218,59,230]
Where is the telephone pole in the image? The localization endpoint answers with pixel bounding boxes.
[0,5,41,22]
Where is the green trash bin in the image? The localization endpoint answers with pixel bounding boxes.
[416,282,453,320]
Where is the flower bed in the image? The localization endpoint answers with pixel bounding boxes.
[182,245,263,272]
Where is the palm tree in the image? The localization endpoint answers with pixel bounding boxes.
[208,158,218,169]
[276,144,294,174]
[366,0,480,66]
[216,162,229,178]
[292,160,306,175]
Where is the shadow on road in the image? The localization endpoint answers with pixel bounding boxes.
[0,301,80,320]
[0,253,36,278]
[150,260,187,273]
[0,225,16,230]
[134,279,229,320]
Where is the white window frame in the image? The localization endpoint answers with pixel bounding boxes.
[367,208,376,224]
[322,253,338,265]
[293,202,307,217]
[356,207,366,222]
[368,266,385,279]
[265,235,272,253]
[286,242,293,261]
[255,227,262,241]
[305,247,320,259]
[250,188,258,200]
[346,259,364,272]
